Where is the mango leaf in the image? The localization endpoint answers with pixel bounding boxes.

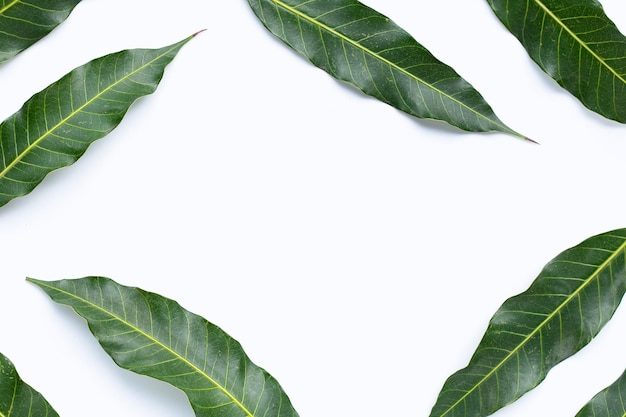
[28,276,299,417]
[0,33,198,208]
[576,370,626,417]
[246,0,529,140]
[0,0,82,64]
[0,351,59,417]
[487,0,626,123]
[429,229,626,417]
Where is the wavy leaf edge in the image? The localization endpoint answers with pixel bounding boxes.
[248,0,531,141]
[0,31,201,208]
[0,351,59,417]
[487,0,626,123]
[28,276,299,417]
[576,369,626,417]
[429,228,626,417]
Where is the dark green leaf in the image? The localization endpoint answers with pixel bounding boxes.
[0,0,82,64]
[429,229,626,417]
[28,276,299,417]
[247,0,528,140]
[0,33,197,208]
[0,351,59,417]
[576,370,626,417]
[487,0,626,123]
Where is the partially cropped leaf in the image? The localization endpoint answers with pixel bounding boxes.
[0,33,197,208]
[28,276,299,417]
[0,351,59,417]
[0,0,82,64]
[247,0,527,140]
[487,0,626,123]
[429,229,626,417]
[576,370,626,417]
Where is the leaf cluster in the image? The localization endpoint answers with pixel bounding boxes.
[16,228,626,417]
[2,1,626,417]
[248,0,626,141]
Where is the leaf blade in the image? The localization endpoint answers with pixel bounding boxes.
[487,0,626,123]
[28,276,299,417]
[429,229,626,417]
[0,34,196,208]
[247,0,526,139]
[0,0,82,64]
[576,370,626,417]
[0,351,59,417]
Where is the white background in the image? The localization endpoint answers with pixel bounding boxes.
[1,0,626,416]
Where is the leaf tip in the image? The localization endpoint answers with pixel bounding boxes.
[524,136,540,145]
[25,277,43,287]
[25,277,49,287]
[191,29,207,38]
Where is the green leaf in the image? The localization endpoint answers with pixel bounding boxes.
[28,276,299,417]
[246,0,528,140]
[0,351,59,417]
[429,229,626,417]
[487,0,626,123]
[0,33,198,208]
[576,369,626,417]
[0,0,82,64]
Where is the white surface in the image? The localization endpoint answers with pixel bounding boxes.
[1,0,626,416]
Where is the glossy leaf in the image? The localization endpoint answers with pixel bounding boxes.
[28,276,299,417]
[429,229,626,417]
[0,33,197,208]
[247,0,528,140]
[0,351,59,417]
[487,0,626,123]
[576,370,626,417]
[0,0,82,64]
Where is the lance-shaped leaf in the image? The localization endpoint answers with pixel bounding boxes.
[0,33,197,208]
[576,370,626,417]
[0,351,59,417]
[247,0,528,140]
[0,0,82,64]
[28,276,299,417]
[429,229,626,417]
[487,0,626,123]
